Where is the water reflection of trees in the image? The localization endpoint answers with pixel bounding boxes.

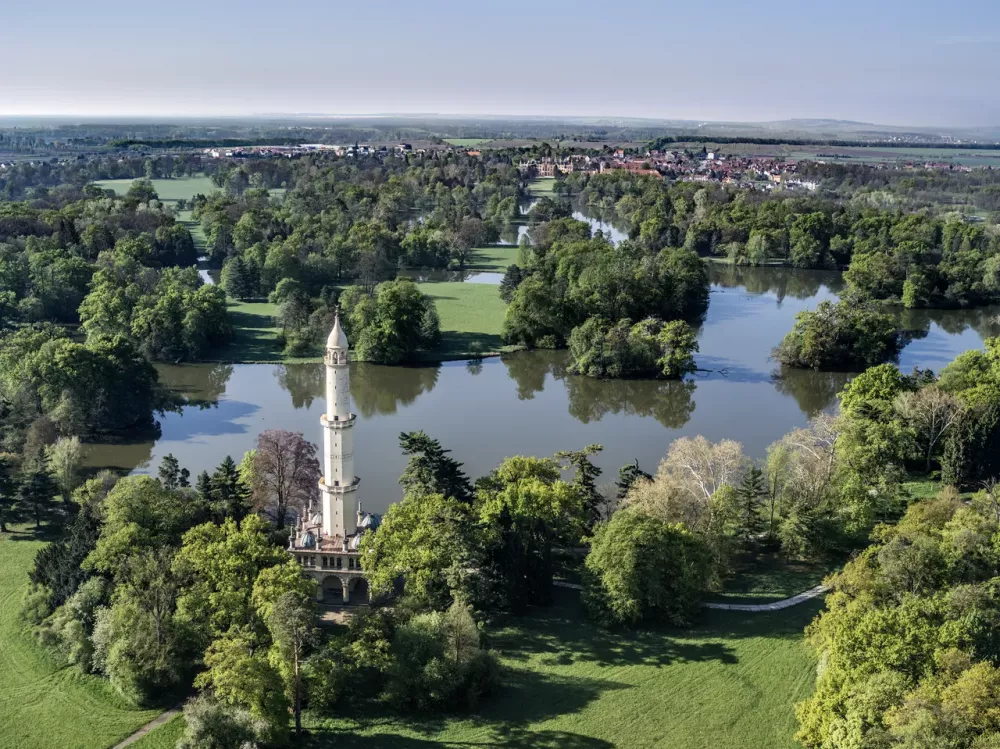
[275,362,441,416]
[275,364,325,409]
[563,377,697,429]
[899,306,1000,341]
[502,350,697,428]
[771,366,852,417]
[157,363,234,408]
[351,363,440,417]
[708,265,845,300]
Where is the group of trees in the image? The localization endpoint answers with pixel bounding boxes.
[499,217,708,368]
[563,169,1000,309]
[23,426,502,746]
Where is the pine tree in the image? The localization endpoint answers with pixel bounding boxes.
[616,459,652,500]
[210,455,251,522]
[0,456,15,532]
[736,466,766,548]
[398,431,473,503]
[555,445,604,526]
[18,466,58,529]
[158,453,183,490]
[195,470,213,504]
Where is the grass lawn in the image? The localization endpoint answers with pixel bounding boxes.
[466,244,520,273]
[128,714,185,749]
[94,175,219,203]
[527,178,557,197]
[213,300,287,363]
[711,555,834,604]
[415,281,507,359]
[0,527,160,749]
[302,588,820,749]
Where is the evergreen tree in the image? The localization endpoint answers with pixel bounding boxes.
[158,454,183,490]
[555,445,604,525]
[736,466,766,548]
[18,466,57,529]
[398,431,473,503]
[0,456,15,532]
[195,470,213,504]
[210,455,251,522]
[616,459,651,500]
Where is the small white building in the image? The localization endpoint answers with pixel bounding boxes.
[289,311,380,603]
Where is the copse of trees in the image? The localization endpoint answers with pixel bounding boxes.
[568,316,699,379]
[501,221,709,352]
[339,279,441,364]
[773,299,905,370]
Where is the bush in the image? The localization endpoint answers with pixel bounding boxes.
[177,694,265,749]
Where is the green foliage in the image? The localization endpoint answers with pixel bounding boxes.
[583,508,712,626]
[795,496,1000,749]
[177,695,264,749]
[398,430,473,503]
[568,316,698,379]
[773,299,904,370]
[340,279,441,363]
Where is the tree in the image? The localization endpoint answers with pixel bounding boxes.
[567,317,699,380]
[398,431,473,503]
[555,444,604,526]
[0,455,15,532]
[177,695,264,749]
[209,455,251,522]
[360,492,473,609]
[616,459,651,500]
[773,299,904,371]
[895,385,965,472]
[267,592,318,736]
[18,465,57,529]
[250,430,320,531]
[583,507,712,626]
[47,436,82,503]
[340,279,441,364]
[158,453,191,490]
[735,466,766,547]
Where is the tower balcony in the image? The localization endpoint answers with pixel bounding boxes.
[321,413,357,429]
[319,476,361,494]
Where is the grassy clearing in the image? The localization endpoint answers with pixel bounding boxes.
[415,281,507,359]
[129,714,186,749]
[0,527,159,749]
[303,589,820,749]
[712,555,833,603]
[467,244,520,273]
[212,300,288,363]
[94,175,219,202]
[527,177,557,197]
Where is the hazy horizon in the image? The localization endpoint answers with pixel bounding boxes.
[5,0,999,128]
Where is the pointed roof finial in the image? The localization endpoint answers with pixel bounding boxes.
[326,304,349,350]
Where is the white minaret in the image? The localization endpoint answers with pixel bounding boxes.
[320,309,359,542]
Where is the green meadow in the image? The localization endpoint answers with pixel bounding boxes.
[0,529,159,749]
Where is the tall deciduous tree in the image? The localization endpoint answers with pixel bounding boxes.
[267,592,318,736]
[251,430,320,531]
[47,436,82,503]
[894,385,964,472]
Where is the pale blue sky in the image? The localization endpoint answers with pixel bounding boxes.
[4,0,999,126]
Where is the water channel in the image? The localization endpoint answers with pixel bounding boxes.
[84,265,1000,516]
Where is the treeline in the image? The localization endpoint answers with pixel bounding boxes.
[565,171,1000,309]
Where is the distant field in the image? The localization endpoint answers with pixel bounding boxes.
[0,529,159,749]
[663,141,1000,166]
[528,177,556,196]
[443,138,491,147]
[303,589,820,749]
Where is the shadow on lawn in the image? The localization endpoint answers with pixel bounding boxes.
[224,309,282,361]
[483,588,737,668]
[306,726,613,748]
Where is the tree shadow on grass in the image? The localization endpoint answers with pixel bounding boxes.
[304,668,624,748]
[434,331,505,358]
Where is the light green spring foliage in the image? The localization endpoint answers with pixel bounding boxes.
[795,494,1000,749]
[340,279,441,364]
[568,316,698,379]
[583,507,711,626]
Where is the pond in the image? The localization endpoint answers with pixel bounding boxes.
[84,265,1000,516]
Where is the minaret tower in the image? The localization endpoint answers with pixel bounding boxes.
[320,309,359,542]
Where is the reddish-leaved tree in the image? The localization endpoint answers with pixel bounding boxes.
[251,429,320,530]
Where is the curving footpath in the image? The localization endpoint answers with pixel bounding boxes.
[110,709,180,749]
[553,580,831,612]
[702,584,830,612]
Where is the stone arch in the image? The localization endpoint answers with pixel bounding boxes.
[350,577,369,603]
[321,575,344,603]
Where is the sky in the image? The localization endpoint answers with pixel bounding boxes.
[4,0,1000,127]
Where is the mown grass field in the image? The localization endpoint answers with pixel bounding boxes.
[135,589,820,749]
[94,175,218,202]
[528,177,557,196]
[301,589,820,749]
[129,715,185,749]
[0,528,159,749]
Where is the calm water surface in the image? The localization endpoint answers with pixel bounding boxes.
[85,265,1000,515]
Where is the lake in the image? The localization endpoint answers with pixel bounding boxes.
[84,265,1000,515]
